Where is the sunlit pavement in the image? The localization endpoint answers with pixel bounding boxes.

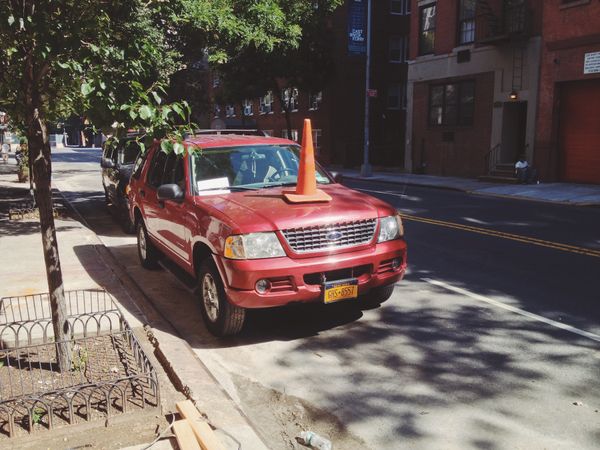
[51,146,600,450]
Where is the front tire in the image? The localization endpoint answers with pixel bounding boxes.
[197,259,245,336]
[361,284,395,308]
[137,221,159,269]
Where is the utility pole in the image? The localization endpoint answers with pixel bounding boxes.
[360,0,372,177]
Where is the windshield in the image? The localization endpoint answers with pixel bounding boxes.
[190,145,331,194]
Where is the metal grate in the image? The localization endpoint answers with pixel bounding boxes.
[282,218,377,254]
[0,290,159,439]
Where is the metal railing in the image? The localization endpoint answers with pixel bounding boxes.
[484,143,502,175]
[0,290,159,438]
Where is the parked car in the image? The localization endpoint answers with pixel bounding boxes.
[101,136,141,233]
[128,133,407,336]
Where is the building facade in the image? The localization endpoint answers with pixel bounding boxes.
[406,0,543,178]
[209,0,411,168]
[535,0,600,184]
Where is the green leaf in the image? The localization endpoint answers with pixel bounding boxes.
[129,109,138,120]
[81,82,94,96]
[173,142,185,155]
[139,105,153,120]
[7,15,14,26]
[171,104,184,119]
[161,140,173,153]
[138,142,145,154]
[151,91,162,105]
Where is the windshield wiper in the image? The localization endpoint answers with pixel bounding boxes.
[259,182,298,189]
[197,186,257,192]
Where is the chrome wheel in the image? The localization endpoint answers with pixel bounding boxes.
[202,273,220,322]
[138,225,147,260]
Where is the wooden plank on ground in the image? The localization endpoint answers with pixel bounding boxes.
[176,400,227,450]
[173,419,202,450]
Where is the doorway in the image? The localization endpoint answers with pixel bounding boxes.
[501,101,528,163]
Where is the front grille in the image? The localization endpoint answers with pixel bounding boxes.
[282,219,377,254]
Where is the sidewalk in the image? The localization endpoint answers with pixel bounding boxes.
[336,168,600,206]
[0,162,268,449]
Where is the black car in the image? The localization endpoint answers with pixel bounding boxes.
[101,137,140,233]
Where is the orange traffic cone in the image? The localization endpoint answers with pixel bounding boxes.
[284,119,332,203]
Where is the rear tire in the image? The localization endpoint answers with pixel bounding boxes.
[137,221,159,269]
[120,201,136,234]
[197,259,245,336]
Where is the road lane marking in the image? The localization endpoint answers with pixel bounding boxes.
[400,213,600,258]
[355,187,600,258]
[422,278,600,343]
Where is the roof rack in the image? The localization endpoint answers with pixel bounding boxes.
[186,129,268,138]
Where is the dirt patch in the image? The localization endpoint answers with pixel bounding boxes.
[233,374,371,450]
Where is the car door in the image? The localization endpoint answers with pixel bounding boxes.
[141,148,168,247]
[155,153,192,267]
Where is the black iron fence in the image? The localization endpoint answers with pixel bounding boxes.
[0,290,159,438]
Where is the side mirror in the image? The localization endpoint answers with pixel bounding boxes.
[157,184,184,201]
[101,158,116,169]
[329,171,343,183]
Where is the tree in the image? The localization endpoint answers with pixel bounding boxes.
[0,0,307,372]
[217,0,342,136]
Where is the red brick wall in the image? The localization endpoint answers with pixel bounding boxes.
[535,0,600,181]
[412,72,495,177]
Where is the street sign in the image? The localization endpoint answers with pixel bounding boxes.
[367,89,378,98]
[584,51,600,74]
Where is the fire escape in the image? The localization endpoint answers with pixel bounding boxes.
[477,0,532,177]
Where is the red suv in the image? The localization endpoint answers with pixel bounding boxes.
[128,133,407,336]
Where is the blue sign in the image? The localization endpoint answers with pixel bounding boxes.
[348,0,367,55]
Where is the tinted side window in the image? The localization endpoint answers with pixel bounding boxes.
[121,141,140,165]
[132,150,148,180]
[148,150,167,188]
[163,153,186,192]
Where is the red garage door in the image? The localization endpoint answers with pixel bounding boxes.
[559,79,600,184]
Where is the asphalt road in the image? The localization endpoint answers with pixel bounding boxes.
[51,146,600,450]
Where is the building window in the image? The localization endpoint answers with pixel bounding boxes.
[281,87,299,112]
[312,129,322,154]
[225,104,236,117]
[419,4,436,55]
[389,36,408,63]
[429,81,475,126]
[243,99,253,116]
[282,129,299,142]
[391,0,411,15]
[260,91,274,114]
[387,83,406,110]
[309,91,323,110]
[458,0,476,45]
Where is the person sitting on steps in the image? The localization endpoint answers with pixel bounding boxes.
[515,155,538,184]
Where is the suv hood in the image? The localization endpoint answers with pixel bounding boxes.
[194,184,396,233]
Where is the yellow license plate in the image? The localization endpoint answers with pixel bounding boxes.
[324,280,358,304]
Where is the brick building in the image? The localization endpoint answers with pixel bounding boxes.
[209,0,411,168]
[405,0,543,178]
[535,0,600,184]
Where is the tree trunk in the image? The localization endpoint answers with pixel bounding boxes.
[27,108,71,373]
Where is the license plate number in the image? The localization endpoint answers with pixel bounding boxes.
[324,279,358,304]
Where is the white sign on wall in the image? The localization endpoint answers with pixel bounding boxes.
[584,52,600,74]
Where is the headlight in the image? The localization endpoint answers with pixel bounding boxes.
[377,215,404,243]
[224,232,285,259]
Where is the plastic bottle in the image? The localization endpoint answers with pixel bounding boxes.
[296,431,333,450]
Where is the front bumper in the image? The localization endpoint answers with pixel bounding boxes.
[216,239,407,308]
